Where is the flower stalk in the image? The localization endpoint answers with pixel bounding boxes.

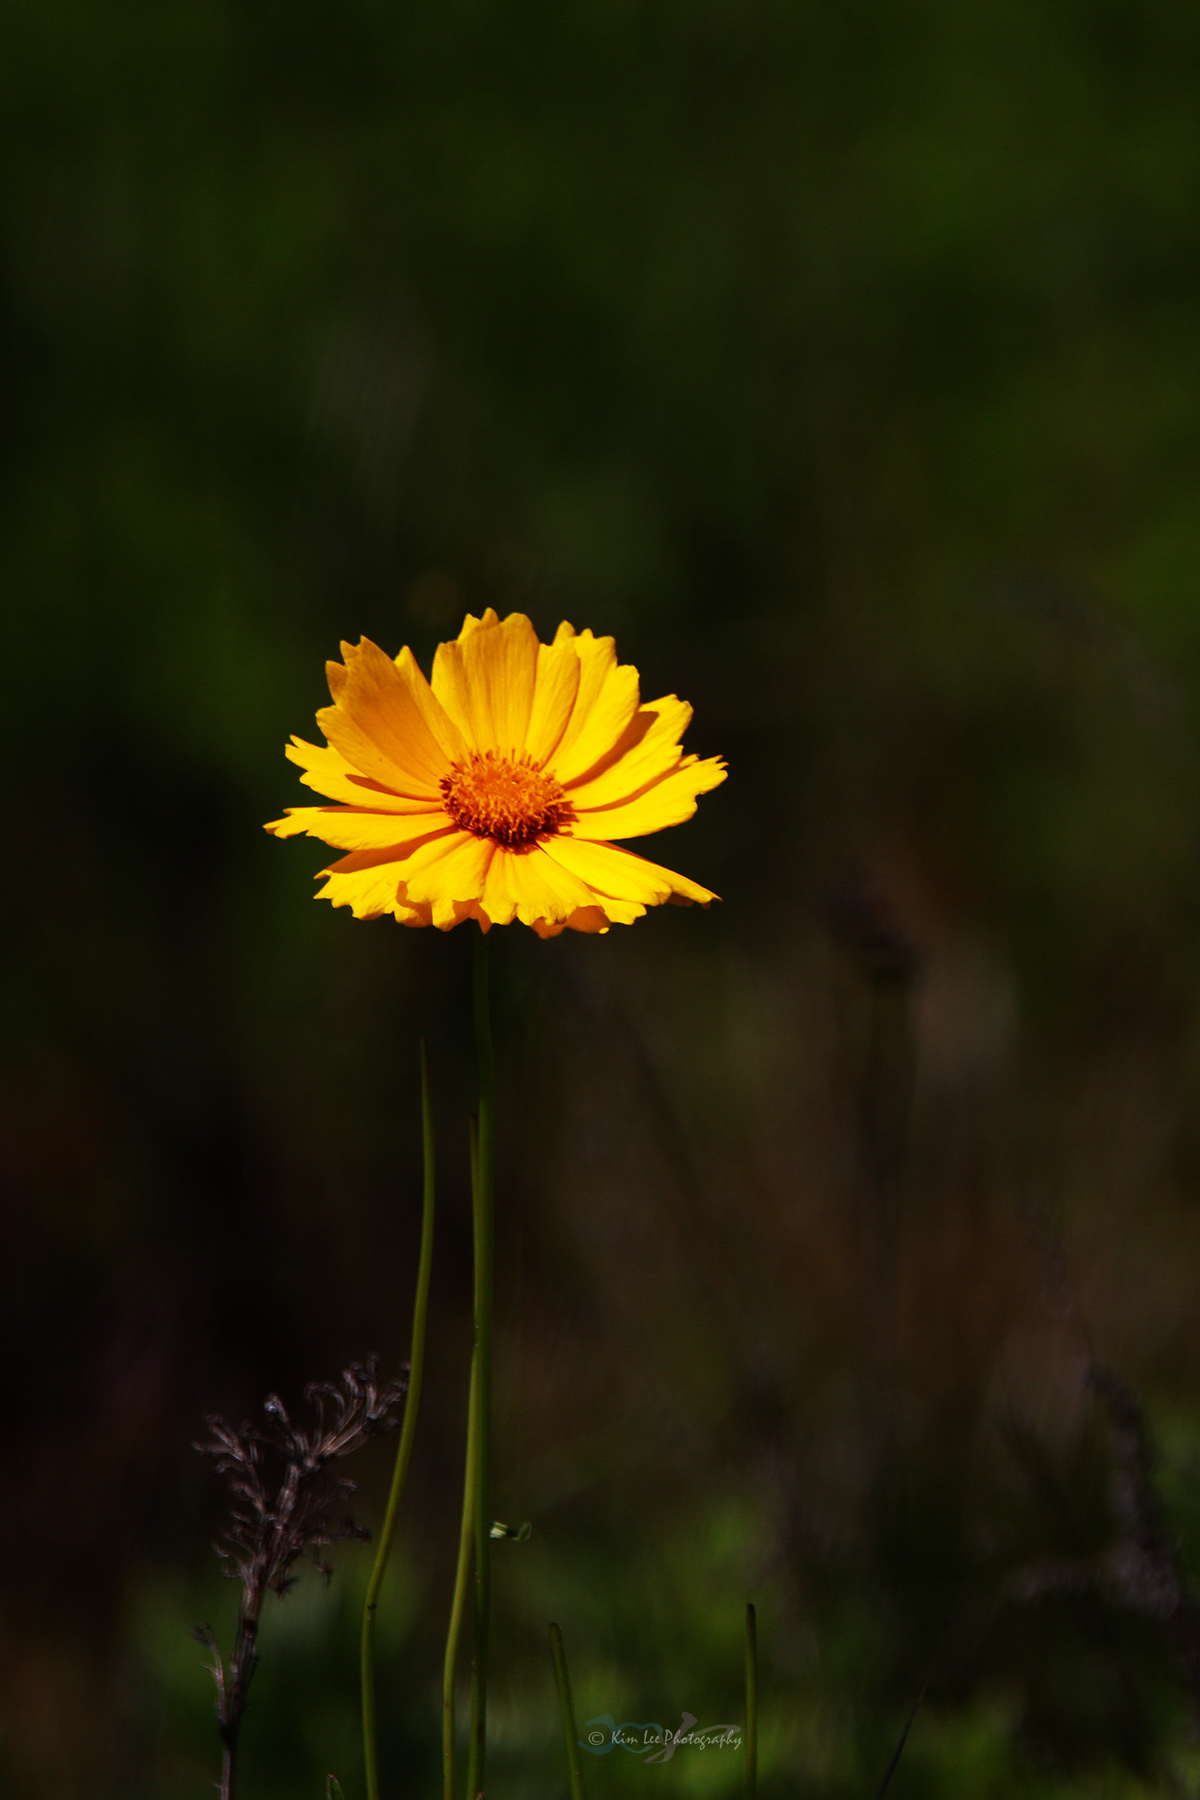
[443,1344,479,1800]
[361,1041,437,1800]
[467,929,495,1800]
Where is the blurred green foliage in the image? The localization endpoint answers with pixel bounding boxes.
[7,0,1200,1795]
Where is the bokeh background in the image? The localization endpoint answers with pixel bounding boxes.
[8,1,1200,1794]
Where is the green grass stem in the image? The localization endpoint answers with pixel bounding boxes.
[744,1604,757,1800]
[549,1623,587,1800]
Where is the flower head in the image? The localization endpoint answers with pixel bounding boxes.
[267,610,726,936]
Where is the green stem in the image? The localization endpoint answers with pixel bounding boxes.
[549,1623,587,1800]
[467,930,495,1800]
[443,1320,479,1800]
[361,1040,437,1800]
[744,1604,757,1800]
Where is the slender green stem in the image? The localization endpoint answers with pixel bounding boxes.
[467,929,495,1800]
[362,1041,437,1800]
[443,1318,479,1800]
[549,1623,587,1800]
[871,1623,946,1800]
[744,1604,757,1800]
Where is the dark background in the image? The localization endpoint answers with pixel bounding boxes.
[7,1,1200,1794]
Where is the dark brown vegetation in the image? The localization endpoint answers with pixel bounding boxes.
[195,1361,406,1799]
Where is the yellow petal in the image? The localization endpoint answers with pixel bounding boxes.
[540,628,612,761]
[457,607,500,642]
[548,635,641,786]
[395,645,471,764]
[265,804,449,851]
[317,637,457,794]
[432,610,540,753]
[554,906,614,936]
[395,829,497,929]
[327,654,349,701]
[561,695,691,802]
[320,829,458,876]
[540,894,648,934]
[541,836,719,907]
[314,840,450,922]
[524,637,582,766]
[283,736,426,807]
[315,861,405,919]
[567,755,727,839]
[481,843,597,930]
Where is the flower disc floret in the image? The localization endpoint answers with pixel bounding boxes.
[266,609,727,936]
[440,752,569,847]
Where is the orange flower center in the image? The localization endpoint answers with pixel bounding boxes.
[440,751,569,847]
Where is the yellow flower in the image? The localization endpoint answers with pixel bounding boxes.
[266,609,727,937]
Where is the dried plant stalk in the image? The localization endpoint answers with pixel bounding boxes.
[195,1357,407,1800]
